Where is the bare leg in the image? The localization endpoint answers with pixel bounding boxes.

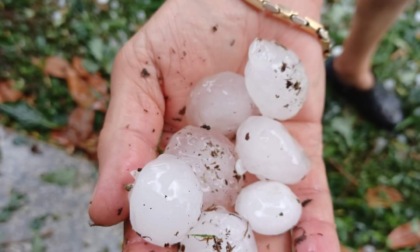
[333,0,411,90]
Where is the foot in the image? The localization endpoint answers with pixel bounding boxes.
[326,57,403,131]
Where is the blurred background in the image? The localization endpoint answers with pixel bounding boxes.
[0,0,419,251]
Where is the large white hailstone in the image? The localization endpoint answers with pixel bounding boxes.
[245,38,309,120]
[235,116,309,184]
[185,71,258,138]
[165,126,243,209]
[181,206,257,252]
[235,181,302,235]
[129,154,203,247]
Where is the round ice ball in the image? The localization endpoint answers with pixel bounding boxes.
[235,181,302,235]
[165,126,243,209]
[181,206,257,252]
[244,38,309,120]
[129,154,203,247]
[185,71,257,138]
[235,116,309,184]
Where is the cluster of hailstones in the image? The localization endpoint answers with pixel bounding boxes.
[129,38,310,251]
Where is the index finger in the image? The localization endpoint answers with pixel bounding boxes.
[89,35,165,226]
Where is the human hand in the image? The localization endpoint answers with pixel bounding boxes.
[88,0,340,251]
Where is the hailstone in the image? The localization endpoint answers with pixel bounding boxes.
[235,181,302,235]
[245,38,309,120]
[165,126,243,209]
[235,116,310,184]
[129,154,203,247]
[181,206,257,252]
[185,71,257,138]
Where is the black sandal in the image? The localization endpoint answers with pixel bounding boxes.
[325,57,403,131]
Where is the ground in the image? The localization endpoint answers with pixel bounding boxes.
[0,126,122,252]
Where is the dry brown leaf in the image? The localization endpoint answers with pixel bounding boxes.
[340,244,355,252]
[410,152,420,161]
[66,68,95,108]
[0,80,23,103]
[387,219,420,249]
[44,56,70,78]
[390,48,407,61]
[50,107,96,157]
[50,130,77,154]
[51,107,94,145]
[63,145,76,155]
[77,133,99,159]
[50,130,74,146]
[72,57,90,78]
[31,57,42,68]
[68,107,95,139]
[68,106,95,141]
[365,185,403,208]
[95,0,109,11]
[23,94,37,106]
[87,72,108,95]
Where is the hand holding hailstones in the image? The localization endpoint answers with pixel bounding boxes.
[128,38,310,250]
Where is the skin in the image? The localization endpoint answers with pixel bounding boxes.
[88,0,340,251]
[334,0,412,90]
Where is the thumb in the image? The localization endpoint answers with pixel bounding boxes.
[89,36,165,226]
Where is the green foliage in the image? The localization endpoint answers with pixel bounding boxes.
[30,215,50,252]
[40,167,77,186]
[0,190,27,222]
[0,0,164,129]
[324,0,420,250]
[0,102,61,129]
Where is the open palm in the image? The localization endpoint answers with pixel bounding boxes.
[89,0,340,251]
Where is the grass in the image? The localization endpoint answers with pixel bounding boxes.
[1,0,419,250]
[323,1,420,250]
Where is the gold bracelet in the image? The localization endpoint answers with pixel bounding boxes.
[242,0,331,57]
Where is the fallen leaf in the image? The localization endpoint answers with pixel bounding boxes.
[390,48,407,60]
[387,219,420,249]
[68,106,95,141]
[50,107,94,154]
[331,116,354,147]
[340,244,355,252]
[88,38,104,61]
[77,133,99,159]
[51,107,94,143]
[31,57,42,68]
[72,57,90,78]
[40,167,77,187]
[365,185,403,208]
[50,130,76,154]
[95,0,109,11]
[65,68,95,108]
[0,102,59,129]
[50,130,74,146]
[0,190,27,223]
[87,72,108,95]
[0,80,23,103]
[44,56,70,78]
